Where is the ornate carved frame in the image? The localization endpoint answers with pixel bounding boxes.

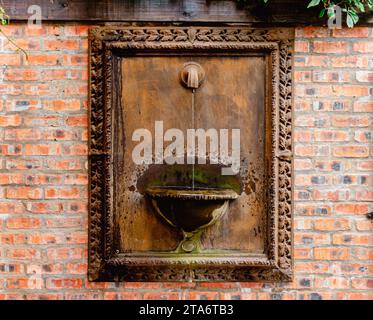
[88,26,293,282]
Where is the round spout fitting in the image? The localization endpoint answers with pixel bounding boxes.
[180,62,205,90]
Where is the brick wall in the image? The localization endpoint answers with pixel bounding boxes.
[0,23,372,300]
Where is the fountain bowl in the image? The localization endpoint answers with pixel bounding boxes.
[145,186,238,253]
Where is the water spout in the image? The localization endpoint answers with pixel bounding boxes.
[180,62,205,90]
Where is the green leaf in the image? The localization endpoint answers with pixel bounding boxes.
[355,2,365,12]
[346,13,354,27]
[349,10,359,23]
[307,0,321,8]
[327,6,336,18]
[319,8,326,17]
[346,9,360,28]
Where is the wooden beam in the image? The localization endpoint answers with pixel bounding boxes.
[3,0,372,25]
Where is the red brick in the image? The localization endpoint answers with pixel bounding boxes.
[332,115,370,127]
[294,130,312,142]
[332,86,369,97]
[313,218,350,231]
[65,292,102,300]
[294,41,309,53]
[46,248,84,261]
[332,28,369,38]
[64,174,88,185]
[0,173,23,185]
[25,144,61,156]
[356,71,373,82]
[65,263,87,274]
[336,292,373,300]
[187,292,219,300]
[45,217,83,228]
[0,115,22,127]
[104,292,142,300]
[7,248,40,260]
[45,188,81,199]
[330,56,369,68]
[332,234,370,246]
[351,278,373,289]
[0,54,22,66]
[357,160,373,171]
[312,71,349,83]
[46,159,82,171]
[356,190,373,201]
[314,130,349,141]
[64,26,89,36]
[0,234,27,245]
[24,174,63,185]
[5,159,42,170]
[43,69,68,80]
[4,39,41,51]
[46,278,83,289]
[25,202,62,214]
[44,40,80,51]
[334,203,369,215]
[295,233,330,245]
[356,220,373,231]
[353,41,373,53]
[4,69,40,81]
[314,247,350,260]
[353,102,373,113]
[333,146,369,158]
[294,262,329,274]
[23,115,63,127]
[0,144,22,156]
[4,129,41,141]
[6,187,43,200]
[63,144,88,156]
[6,217,41,229]
[7,278,44,290]
[294,56,329,68]
[313,41,348,53]
[298,27,330,38]
[24,54,61,66]
[314,277,349,289]
[43,99,81,111]
[0,202,24,214]
[294,159,313,170]
[27,234,59,244]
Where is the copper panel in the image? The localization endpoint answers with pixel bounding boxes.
[118,55,266,253]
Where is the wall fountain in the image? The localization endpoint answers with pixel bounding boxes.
[88,26,294,282]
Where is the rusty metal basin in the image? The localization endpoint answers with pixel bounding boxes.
[145,186,238,253]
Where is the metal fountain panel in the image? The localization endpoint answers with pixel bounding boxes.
[88,26,294,282]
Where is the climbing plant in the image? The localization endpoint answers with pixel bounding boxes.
[0,4,27,56]
[238,0,373,27]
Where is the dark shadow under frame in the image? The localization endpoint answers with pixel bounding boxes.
[88,26,294,282]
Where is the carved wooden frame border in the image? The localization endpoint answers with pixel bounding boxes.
[88,26,293,282]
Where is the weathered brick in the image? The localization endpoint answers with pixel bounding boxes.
[352,41,373,53]
[332,28,369,38]
[313,41,348,54]
[333,146,369,158]
[314,248,350,260]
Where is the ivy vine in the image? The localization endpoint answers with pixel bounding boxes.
[0,4,27,56]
